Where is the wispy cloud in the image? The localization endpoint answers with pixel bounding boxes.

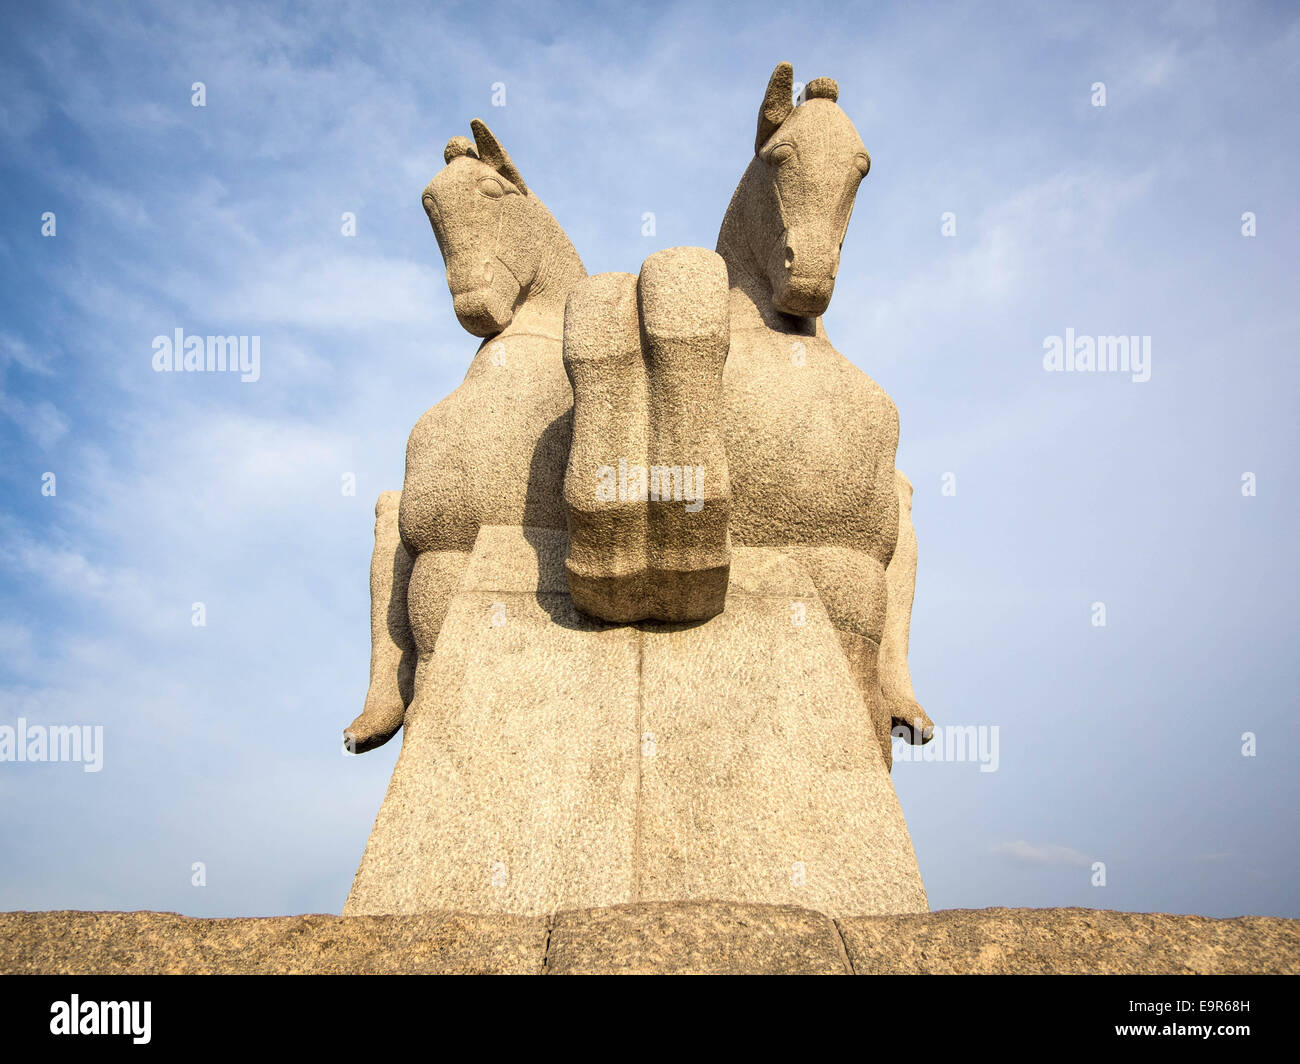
[992,840,1093,867]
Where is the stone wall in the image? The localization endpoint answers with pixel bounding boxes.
[3,902,1295,975]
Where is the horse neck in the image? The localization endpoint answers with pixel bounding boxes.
[716,163,819,339]
[470,205,584,353]
[509,205,586,338]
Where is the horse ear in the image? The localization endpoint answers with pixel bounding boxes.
[470,118,530,195]
[755,62,795,153]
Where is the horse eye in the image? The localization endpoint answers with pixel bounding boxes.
[477,176,506,198]
[768,144,795,165]
[854,152,871,176]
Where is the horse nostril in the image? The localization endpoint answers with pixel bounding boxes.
[784,246,794,270]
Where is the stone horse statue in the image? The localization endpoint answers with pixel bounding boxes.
[563,63,932,767]
[343,71,932,919]
[344,118,586,753]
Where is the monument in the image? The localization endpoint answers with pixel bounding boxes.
[343,64,935,919]
[3,61,1292,985]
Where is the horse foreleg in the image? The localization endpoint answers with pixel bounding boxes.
[344,490,415,753]
[878,469,934,747]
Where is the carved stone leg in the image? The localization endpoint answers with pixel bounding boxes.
[879,470,934,746]
[405,547,472,657]
[344,491,415,754]
[563,247,731,622]
[781,543,898,768]
[835,629,895,769]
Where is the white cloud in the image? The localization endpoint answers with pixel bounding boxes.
[0,334,55,375]
[0,621,36,673]
[853,167,1158,354]
[207,253,442,330]
[0,394,68,449]
[992,840,1093,867]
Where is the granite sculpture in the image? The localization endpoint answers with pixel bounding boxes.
[344,119,586,754]
[343,66,935,919]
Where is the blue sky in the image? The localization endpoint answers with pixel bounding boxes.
[0,0,1296,918]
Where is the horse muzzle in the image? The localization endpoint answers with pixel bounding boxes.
[452,288,513,337]
[770,231,839,317]
[772,273,836,317]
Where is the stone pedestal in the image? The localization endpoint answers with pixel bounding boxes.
[344,526,927,918]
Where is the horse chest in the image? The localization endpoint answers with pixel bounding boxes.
[722,332,899,546]
[401,340,571,553]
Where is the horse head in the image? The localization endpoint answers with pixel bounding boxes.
[724,62,871,319]
[421,119,575,337]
